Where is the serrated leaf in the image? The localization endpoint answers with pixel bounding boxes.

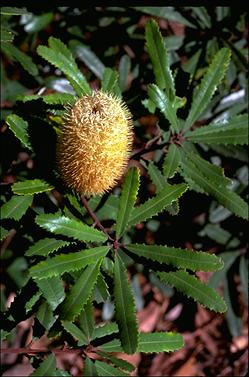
[12,179,54,195]
[94,273,110,303]
[36,300,55,330]
[114,255,138,354]
[208,251,240,289]
[186,114,248,145]
[97,351,135,372]
[31,354,56,376]
[163,144,181,178]
[95,360,128,376]
[148,84,179,132]
[35,213,107,243]
[1,28,14,43]
[128,183,188,228]
[25,291,42,313]
[138,332,184,353]
[1,42,38,76]
[70,40,105,79]
[147,162,166,192]
[6,114,32,151]
[35,276,65,311]
[1,195,33,220]
[116,167,140,239]
[102,67,119,92]
[60,260,101,321]
[0,226,10,241]
[126,244,223,272]
[145,19,175,100]
[61,321,88,346]
[78,299,94,341]
[37,37,91,96]
[0,7,30,15]
[180,153,248,219]
[25,238,72,257]
[184,48,231,129]
[17,92,75,105]
[92,322,119,340]
[30,246,110,279]
[181,150,231,187]
[158,270,227,312]
[83,358,97,377]
[99,339,123,353]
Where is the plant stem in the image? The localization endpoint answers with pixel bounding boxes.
[80,195,114,241]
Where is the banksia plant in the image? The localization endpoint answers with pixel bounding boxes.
[57,91,133,195]
[1,8,248,377]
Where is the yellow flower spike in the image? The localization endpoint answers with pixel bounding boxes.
[57,90,133,195]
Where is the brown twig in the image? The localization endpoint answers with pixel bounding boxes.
[80,195,114,241]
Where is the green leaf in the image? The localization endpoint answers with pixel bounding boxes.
[224,278,243,337]
[35,276,65,311]
[1,195,33,220]
[6,114,32,151]
[180,152,248,219]
[184,48,231,129]
[126,244,223,272]
[128,183,188,228]
[83,358,97,377]
[12,179,54,195]
[35,213,107,243]
[24,13,53,33]
[98,339,123,353]
[95,360,128,376]
[119,54,131,92]
[116,167,140,239]
[0,7,30,15]
[0,226,10,241]
[186,114,248,145]
[25,291,42,313]
[70,40,105,79]
[36,300,55,330]
[30,246,110,279]
[25,238,72,257]
[191,7,211,28]
[102,67,119,93]
[147,162,166,192]
[158,270,227,313]
[148,84,179,132]
[138,332,184,353]
[114,255,138,354]
[145,19,175,100]
[31,354,56,376]
[60,260,101,321]
[1,27,14,43]
[61,321,88,346]
[92,322,119,340]
[97,351,135,372]
[239,256,248,305]
[37,37,91,96]
[208,251,240,289]
[163,144,181,178]
[1,42,38,76]
[78,299,94,341]
[17,92,75,105]
[133,7,195,27]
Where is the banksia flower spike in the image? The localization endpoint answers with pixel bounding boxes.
[57,90,133,195]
